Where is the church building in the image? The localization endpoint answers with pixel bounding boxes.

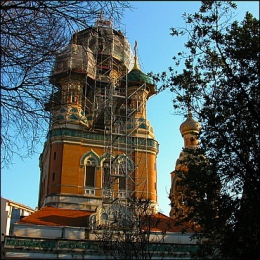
[169,108,201,219]
[3,18,200,259]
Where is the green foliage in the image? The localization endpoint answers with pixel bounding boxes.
[153,1,259,259]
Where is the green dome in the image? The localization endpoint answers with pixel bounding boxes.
[127,68,153,85]
[121,53,156,97]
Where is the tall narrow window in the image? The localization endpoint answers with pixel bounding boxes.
[119,176,126,190]
[102,161,110,189]
[118,161,127,198]
[85,166,95,187]
[85,159,96,195]
[71,92,76,103]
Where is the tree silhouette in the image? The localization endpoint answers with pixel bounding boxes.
[150,2,259,259]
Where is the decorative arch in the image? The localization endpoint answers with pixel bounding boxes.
[80,150,100,167]
[99,152,114,165]
[90,205,109,227]
[113,154,135,171]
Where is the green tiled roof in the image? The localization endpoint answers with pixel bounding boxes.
[127,68,153,85]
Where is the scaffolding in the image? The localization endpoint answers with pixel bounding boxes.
[49,18,157,230]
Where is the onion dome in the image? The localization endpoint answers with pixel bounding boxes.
[127,57,153,85]
[180,109,201,136]
[122,41,156,97]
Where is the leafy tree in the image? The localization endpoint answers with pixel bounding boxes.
[173,147,238,259]
[1,1,132,168]
[151,1,259,259]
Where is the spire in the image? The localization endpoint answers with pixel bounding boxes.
[132,40,140,70]
[125,40,156,97]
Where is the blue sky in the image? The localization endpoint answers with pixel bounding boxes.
[1,1,259,215]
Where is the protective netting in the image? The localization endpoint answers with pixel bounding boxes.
[51,26,132,79]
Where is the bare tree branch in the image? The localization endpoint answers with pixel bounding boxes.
[1,1,132,168]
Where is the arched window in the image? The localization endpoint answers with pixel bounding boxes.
[102,161,110,189]
[85,158,96,195]
[113,155,134,199]
[118,161,127,190]
[116,160,128,199]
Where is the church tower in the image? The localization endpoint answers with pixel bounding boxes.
[38,19,159,213]
[169,108,201,218]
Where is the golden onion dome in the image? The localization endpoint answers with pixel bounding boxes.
[180,110,201,136]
